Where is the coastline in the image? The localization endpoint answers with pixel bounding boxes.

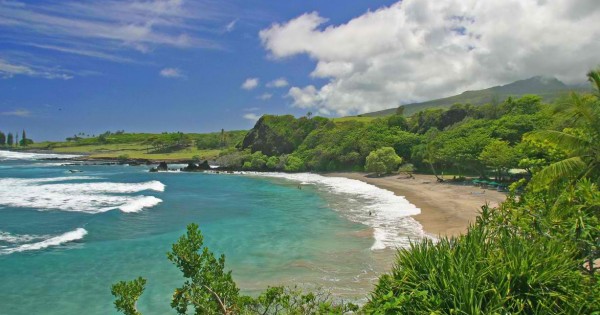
[4,149,506,237]
[324,172,506,237]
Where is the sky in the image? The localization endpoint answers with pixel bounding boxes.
[0,0,598,141]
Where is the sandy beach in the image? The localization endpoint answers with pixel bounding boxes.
[326,173,507,237]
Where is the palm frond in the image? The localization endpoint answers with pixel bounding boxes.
[530,157,587,190]
[527,130,590,156]
[587,69,600,96]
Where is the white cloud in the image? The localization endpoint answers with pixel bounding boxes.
[258,93,273,100]
[0,109,31,117]
[0,58,72,80]
[260,0,600,115]
[243,113,261,121]
[266,77,289,88]
[241,77,259,90]
[225,19,237,32]
[0,0,235,76]
[160,67,185,79]
[0,1,225,56]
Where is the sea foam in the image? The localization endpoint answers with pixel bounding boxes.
[0,150,81,161]
[0,228,87,255]
[0,177,164,213]
[253,173,427,250]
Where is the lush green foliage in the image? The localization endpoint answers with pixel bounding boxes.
[167,223,240,314]
[235,91,561,176]
[365,147,402,175]
[111,277,146,315]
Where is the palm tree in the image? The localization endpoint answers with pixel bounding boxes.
[528,69,600,189]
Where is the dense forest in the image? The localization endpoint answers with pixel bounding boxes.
[111,70,600,314]
[217,90,576,183]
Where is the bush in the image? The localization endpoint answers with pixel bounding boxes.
[365,147,402,176]
[284,156,305,172]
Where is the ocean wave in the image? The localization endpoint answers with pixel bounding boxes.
[0,228,87,255]
[0,150,81,161]
[251,172,427,250]
[0,177,164,213]
[0,231,49,244]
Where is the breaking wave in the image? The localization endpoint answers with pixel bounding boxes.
[0,228,87,255]
[0,177,164,213]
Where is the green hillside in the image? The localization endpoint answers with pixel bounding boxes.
[21,130,247,160]
[363,76,589,117]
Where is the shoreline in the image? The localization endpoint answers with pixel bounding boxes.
[324,172,506,237]
[4,149,506,237]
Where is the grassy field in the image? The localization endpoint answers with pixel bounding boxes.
[48,144,221,160]
[331,116,379,123]
[20,131,246,161]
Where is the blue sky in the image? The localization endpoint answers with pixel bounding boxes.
[0,0,598,141]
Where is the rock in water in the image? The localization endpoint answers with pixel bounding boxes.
[157,162,168,171]
[181,160,211,172]
[198,160,211,170]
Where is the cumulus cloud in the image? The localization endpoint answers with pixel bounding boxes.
[243,113,261,121]
[258,93,273,100]
[260,0,600,115]
[160,67,185,79]
[241,77,259,90]
[1,109,31,117]
[266,77,289,88]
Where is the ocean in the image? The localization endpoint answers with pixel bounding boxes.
[0,151,424,314]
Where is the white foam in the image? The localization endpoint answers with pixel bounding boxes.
[119,196,163,213]
[251,172,427,250]
[0,150,81,160]
[0,231,49,244]
[0,228,87,255]
[0,177,165,213]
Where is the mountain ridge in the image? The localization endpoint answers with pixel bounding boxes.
[362,76,588,117]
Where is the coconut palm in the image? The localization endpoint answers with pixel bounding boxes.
[527,70,600,190]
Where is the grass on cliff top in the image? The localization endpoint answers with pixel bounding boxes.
[42,143,221,160]
[330,116,379,123]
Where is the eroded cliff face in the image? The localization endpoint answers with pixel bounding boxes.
[240,115,330,156]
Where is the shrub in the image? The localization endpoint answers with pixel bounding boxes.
[365,147,402,176]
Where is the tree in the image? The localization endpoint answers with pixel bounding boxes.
[528,69,600,189]
[395,106,405,116]
[365,147,402,176]
[479,140,517,181]
[284,156,305,172]
[265,156,279,170]
[7,132,13,146]
[0,132,5,146]
[111,277,146,315]
[168,223,240,315]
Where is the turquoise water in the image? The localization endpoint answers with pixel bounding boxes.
[0,153,421,314]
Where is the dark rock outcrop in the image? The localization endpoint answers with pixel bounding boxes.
[157,162,168,171]
[181,160,211,172]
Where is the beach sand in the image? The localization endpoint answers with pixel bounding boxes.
[325,173,506,237]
